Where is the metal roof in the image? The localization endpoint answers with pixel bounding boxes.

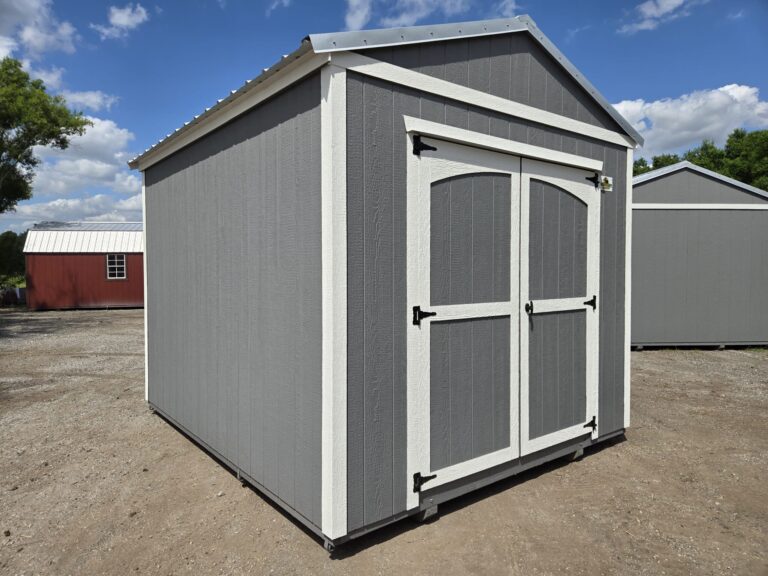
[128,16,642,171]
[24,222,144,254]
[633,161,768,201]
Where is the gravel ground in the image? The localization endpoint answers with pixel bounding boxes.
[1,308,766,576]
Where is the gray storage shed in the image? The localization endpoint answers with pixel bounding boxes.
[129,16,642,549]
[632,161,768,346]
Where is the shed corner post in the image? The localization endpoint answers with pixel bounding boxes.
[624,146,633,429]
[320,61,348,541]
[142,171,149,403]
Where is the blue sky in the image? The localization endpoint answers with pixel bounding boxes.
[1,0,766,232]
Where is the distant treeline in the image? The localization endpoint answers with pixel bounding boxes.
[0,230,26,286]
[633,129,768,192]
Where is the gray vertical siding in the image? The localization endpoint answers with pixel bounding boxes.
[528,179,588,300]
[634,169,766,204]
[528,310,587,439]
[632,209,768,345]
[362,32,622,133]
[430,317,511,470]
[431,173,511,305]
[347,62,628,530]
[145,73,322,529]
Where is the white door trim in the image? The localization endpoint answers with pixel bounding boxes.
[320,64,347,540]
[403,117,604,173]
[519,158,601,456]
[406,137,521,510]
[624,148,633,429]
[332,51,636,149]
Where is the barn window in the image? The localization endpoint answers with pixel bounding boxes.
[107,254,126,279]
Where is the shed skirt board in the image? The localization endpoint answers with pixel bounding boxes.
[406,136,601,510]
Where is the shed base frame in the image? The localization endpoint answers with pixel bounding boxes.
[632,342,768,349]
[150,401,624,550]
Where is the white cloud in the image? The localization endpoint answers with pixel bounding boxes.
[61,90,120,112]
[266,0,291,16]
[379,0,470,27]
[0,0,77,58]
[90,3,149,40]
[10,193,142,228]
[614,84,768,158]
[618,0,707,34]
[727,9,745,20]
[345,0,372,30]
[0,35,18,58]
[496,0,520,18]
[565,25,590,43]
[31,116,139,197]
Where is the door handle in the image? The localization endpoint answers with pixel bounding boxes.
[524,301,534,315]
[412,306,437,326]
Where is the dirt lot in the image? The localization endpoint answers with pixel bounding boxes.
[0,309,766,575]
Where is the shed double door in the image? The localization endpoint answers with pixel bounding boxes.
[406,137,600,507]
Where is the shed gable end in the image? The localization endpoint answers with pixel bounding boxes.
[634,169,768,204]
[358,32,622,133]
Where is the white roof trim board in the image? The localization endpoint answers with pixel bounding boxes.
[632,161,768,201]
[23,222,144,254]
[128,16,642,171]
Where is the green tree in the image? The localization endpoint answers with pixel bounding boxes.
[633,157,652,176]
[683,139,726,173]
[650,153,681,170]
[723,129,768,192]
[0,229,26,282]
[0,57,91,213]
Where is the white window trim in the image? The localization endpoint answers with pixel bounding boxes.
[519,158,600,456]
[106,253,127,280]
[320,64,347,540]
[632,203,768,210]
[406,137,521,509]
[332,51,636,149]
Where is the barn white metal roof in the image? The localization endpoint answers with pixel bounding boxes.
[23,222,144,254]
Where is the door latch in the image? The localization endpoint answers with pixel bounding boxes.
[413,472,437,493]
[583,295,597,310]
[413,306,437,326]
[524,301,534,315]
[412,135,438,157]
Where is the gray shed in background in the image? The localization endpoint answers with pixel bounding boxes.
[632,161,768,346]
[129,16,641,549]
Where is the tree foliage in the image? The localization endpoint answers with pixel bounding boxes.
[0,229,26,282]
[633,128,768,192]
[0,57,91,214]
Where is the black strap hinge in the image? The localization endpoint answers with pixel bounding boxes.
[413,135,438,156]
[413,472,437,493]
[413,305,437,326]
[584,416,596,431]
[586,172,600,188]
[524,301,534,315]
[584,295,597,310]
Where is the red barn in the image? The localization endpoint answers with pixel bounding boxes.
[23,222,144,310]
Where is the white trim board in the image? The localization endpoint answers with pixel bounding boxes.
[142,176,149,403]
[320,65,348,540]
[632,203,768,210]
[131,52,330,172]
[333,51,635,149]
[624,148,632,429]
[403,117,604,172]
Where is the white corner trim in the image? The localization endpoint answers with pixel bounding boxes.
[624,148,632,429]
[333,51,635,149]
[134,52,330,172]
[403,117,603,172]
[632,203,768,210]
[320,64,347,541]
[142,176,149,403]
